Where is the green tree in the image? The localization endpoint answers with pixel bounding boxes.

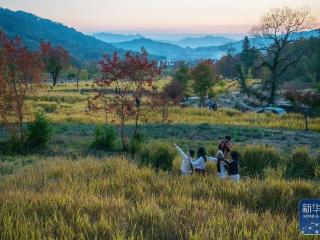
[192,60,219,105]
[173,62,190,87]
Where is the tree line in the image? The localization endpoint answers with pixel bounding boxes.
[1,6,320,153]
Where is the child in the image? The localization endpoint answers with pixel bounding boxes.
[174,144,194,175]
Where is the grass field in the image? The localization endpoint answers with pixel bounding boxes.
[21,81,320,131]
[0,157,319,240]
[1,81,320,239]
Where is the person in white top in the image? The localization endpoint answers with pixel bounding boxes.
[173,144,194,175]
[190,147,215,175]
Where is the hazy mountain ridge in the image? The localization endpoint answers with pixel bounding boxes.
[171,35,235,48]
[0,8,123,61]
[112,29,320,60]
[112,38,193,60]
[93,32,144,43]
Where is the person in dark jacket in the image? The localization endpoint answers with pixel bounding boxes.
[225,151,240,182]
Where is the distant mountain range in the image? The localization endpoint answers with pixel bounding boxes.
[1,8,319,62]
[0,8,123,61]
[93,32,236,48]
[93,32,144,43]
[111,37,237,60]
[169,35,235,48]
[113,38,192,60]
[110,30,320,60]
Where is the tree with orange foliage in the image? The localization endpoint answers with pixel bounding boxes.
[40,41,69,86]
[0,32,43,140]
[89,49,163,150]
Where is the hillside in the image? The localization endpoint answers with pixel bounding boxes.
[0,8,123,61]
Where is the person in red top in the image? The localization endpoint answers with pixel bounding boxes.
[218,135,232,159]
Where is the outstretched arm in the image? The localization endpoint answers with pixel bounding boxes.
[207,156,217,163]
[173,144,188,159]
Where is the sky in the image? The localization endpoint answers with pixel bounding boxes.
[0,0,319,39]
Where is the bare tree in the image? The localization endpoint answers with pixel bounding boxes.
[251,6,316,104]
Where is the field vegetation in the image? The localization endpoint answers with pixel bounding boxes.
[1,6,320,239]
[0,156,319,239]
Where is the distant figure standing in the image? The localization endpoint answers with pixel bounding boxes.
[207,99,217,111]
[174,144,194,175]
[225,151,240,182]
[218,135,232,159]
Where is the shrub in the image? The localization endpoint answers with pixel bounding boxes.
[26,111,53,148]
[139,140,176,171]
[240,145,282,177]
[92,125,117,150]
[285,147,316,179]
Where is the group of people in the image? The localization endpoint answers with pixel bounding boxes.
[174,136,240,181]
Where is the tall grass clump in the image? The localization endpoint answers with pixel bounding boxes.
[240,145,282,177]
[26,111,53,149]
[139,140,176,171]
[285,147,317,179]
[92,125,117,150]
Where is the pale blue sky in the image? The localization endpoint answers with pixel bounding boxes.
[0,0,319,34]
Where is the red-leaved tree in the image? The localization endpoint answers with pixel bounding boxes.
[284,89,320,131]
[89,49,163,150]
[0,32,43,140]
[40,41,69,86]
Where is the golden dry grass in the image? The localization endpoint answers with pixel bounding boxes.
[0,156,319,239]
